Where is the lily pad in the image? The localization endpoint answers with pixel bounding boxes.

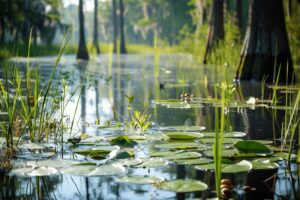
[199,137,242,144]
[222,160,252,173]
[62,164,96,176]
[154,142,200,150]
[28,167,58,176]
[134,158,168,168]
[203,149,238,158]
[156,179,208,193]
[173,158,213,165]
[27,159,80,169]
[117,175,165,184]
[89,164,126,176]
[81,136,106,143]
[9,167,34,177]
[166,152,202,160]
[250,159,279,170]
[158,126,205,132]
[111,158,143,167]
[234,141,273,155]
[165,132,204,140]
[19,143,45,151]
[201,132,246,138]
[111,135,138,147]
[74,146,119,159]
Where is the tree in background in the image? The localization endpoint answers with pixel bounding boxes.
[203,0,225,64]
[112,0,118,53]
[93,0,100,54]
[119,0,127,54]
[236,0,294,83]
[77,0,89,60]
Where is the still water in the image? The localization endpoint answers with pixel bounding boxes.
[0,54,298,200]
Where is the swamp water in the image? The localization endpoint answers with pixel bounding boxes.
[0,54,299,200]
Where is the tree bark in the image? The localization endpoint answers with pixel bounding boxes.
[235,0,242,31]
[112,0,118,53]
[236,0,295,83]
[77,0,89,60]
[203,0,224,64]
[195,0,205,26]
[93,0,100,54]
[119,0,127,54]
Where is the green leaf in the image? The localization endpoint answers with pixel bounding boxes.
[111,135,137,147]
[222,160,252,173]
[173,158,213,165]
[154,142,200,150]
[134,158,168,168]
[165,132,204,140]
[117,175,164,184]
[110,158,142,167]
[156,179,208,193]
[250,159,279,170]
[234,141,273,155]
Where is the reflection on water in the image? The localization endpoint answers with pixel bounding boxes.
[0,54,299,199]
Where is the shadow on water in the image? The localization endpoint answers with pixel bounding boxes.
[0,54,299,200]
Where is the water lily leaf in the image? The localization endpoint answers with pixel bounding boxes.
[89,164,126,176]
[157,179,208,193]
[150,150,183,157]
[166,152,202,160]
[201,132,246,138]
[111,135,137,147]
[199,137,242,144]
[222,160,252,173]
[27,159,80,168]
[203,149,238,157]
[154,142,199,150]
[127,135,148,140]
[165,132,204,140]
[250,159,279,170]
[115,151,134,159]
[134,158,168,168]
[81,136,106,143]
[117,175,165,184]
[194,163,224,171]
[19,143,45,151]
[234,141,273,155]
[158,126,205,132]
[28,167,58,176]
[250,140,273,145]
[62,164,96,176]
[16,152,56,160]
[173,158,213,165]
[9,167,34,177]
[74,146,119,159]
[272,152,296,160]
[111,158,142,167]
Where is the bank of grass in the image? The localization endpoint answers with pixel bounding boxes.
[0,42,180,60]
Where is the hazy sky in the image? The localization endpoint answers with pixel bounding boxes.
[63,0,95,11]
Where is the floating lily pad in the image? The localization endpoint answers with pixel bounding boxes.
[234,141,273,155]
[89,164,126,176]
[134,158,168,168]
[222,160,252,173]
[111,158,143,167]
[74,146,119,159]
[156,179,208,193]
[111,135,137,147]
[62,164,96,176]
[117,175,165,184]
[27,159,80,169]
[173,158,213,165]
[194,163,222,171]
[250,159,279,170]
[154,142,200,150]
[199,137,242,144]
[158,126,205,132]
[166,152,202,160]
[28,167,58,176]
[201,132,246,138]
[19,143,45,151]
[150,150,183,157]
[165,132,204,140]
[10,167,34,177]
[81,136,106,143]
[203,149,238,157]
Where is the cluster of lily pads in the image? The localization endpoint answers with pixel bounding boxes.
[3,125,294,194]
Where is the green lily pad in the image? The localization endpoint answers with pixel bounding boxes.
[74,146,119,159]
[250,159,279,170]
[158,126,205,132]
[111,158,143,167]
[62,164,96,176]
[150,150,183,157]
[9,167,34,177]
[156,179,208,193]
[27,167,58,176]
[19,143,45,151]
[166,152,202,160]
[165,132,204,140]
[134,158,168,168]
[173,158,213,165]
[89,164,126,176]
[111,135,137,147]
[201,132,246,138]
[222,160,252,173]
[27,159,80,168]
[203,149,238,158]
[154,142,200,150]
[81,136,106,143]
[234,141,273,155]
[194,163,224,171]
[117,175,165,184]
[199,137,242,144]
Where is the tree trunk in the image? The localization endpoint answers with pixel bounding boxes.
[235,0,242,31]
[119,0,127,54]
[195,0,205,26]
[77,0,89,60]
[112,0,118,53]
[203,0,224,64]
[93,0,100,54]
[236,0,294,83]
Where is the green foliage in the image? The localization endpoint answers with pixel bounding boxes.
[111,135,137,147]
[286,13,300,65]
